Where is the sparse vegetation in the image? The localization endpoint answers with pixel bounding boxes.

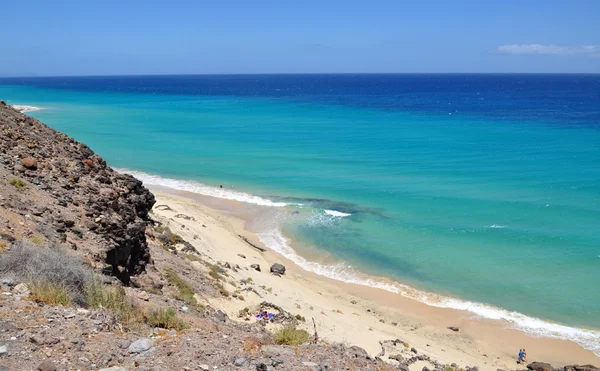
[193,234,198,240]
[145,308,188,331]
[29,279,71,306]
[0,241,92,305]
[165,268,198,306]
[181,253,204,263]
[215,282,229,297]
[86,278,142,325]
[334,309,343,314]
[247,277,253,283]
[295,314,306,322]
[27,235,45,246]
[309,306,314,310]
[209,265,224,280]
[273,326,310,346]
[9,178,26,191]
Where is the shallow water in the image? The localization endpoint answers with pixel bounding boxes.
[1,74,599,353]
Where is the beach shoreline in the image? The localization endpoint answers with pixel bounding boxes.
[147,185,600,369]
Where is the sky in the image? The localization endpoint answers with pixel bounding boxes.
[1,0,599,76]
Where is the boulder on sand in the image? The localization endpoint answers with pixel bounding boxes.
[527,362,554,371]
[270,263,286,275]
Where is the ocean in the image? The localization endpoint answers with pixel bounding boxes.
[1,74,599,353]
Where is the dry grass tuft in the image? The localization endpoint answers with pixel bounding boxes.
[29,280,71,306]
[164,268,198,306]
[9,178,26,191]
[273,326,310,346]
[145,308,189,330]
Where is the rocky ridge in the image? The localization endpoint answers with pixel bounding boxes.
[0,101,155,283]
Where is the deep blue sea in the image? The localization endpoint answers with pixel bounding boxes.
[1,74,599,353]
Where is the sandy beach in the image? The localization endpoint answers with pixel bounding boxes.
[148,187,600,370]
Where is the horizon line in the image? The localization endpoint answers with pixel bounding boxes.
[2,72,600,79]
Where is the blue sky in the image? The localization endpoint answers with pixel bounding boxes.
[1,0,599,75]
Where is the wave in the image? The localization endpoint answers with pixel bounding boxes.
[257,228,600,356]
[489,224,507,229]
[12,105,43,113]
[324,209,352,217]
[116,169,289,207]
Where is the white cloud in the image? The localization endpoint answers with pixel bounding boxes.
[497,44,600,56]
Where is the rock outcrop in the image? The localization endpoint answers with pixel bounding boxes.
[0,101,155,283]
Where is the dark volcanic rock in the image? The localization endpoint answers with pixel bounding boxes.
[0,101,155,284]
[270,263,286,275]
[564,366,599,371]
[527,362,554,371]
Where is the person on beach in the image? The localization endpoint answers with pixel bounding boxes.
[518,349,524,363]
[522,349,527,362]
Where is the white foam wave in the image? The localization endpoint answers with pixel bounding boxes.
[257,228,600,356]
[12,105,43,113]
[324,209,352,217]
[489,224,507,229]
[116,169,289,207]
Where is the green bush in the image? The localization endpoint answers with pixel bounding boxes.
[273,326,310,346]
[9,178,26,191]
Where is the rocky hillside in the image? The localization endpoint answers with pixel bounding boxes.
[0,101,155,283]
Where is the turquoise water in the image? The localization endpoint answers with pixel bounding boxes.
[1,75,599,353]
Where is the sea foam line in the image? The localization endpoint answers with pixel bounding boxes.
[12,105,43,113]
[257,228,600,356]
[117,169,289,207]
[324,209,352,217]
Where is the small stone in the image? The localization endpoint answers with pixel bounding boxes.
[37,360,57,371]
[63,312,75,319]
[256,363,268,371]
[128,338,153,354]
[237,254,246,259]
[350,300,357,304]
[118,340,131,349]
[447,326,460,332]
[0,366,8,371]
[22,158,38,170]
[136,291,150,301]
[233,357,247,366]
[411,347,418,354]
[0,344,7,356]
[199,365,210,371]
[1,278,14,287]
[29,335,44,345]
[14,164,26,172]
[302,362,318,367]
[13,282,30,297]
[250,264,261,272]
[98,367,128,371]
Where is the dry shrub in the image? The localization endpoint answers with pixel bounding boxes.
[29,280,71,306]
[0,241,92,305]
[145,308,189,331]
[85,278,142,325]
[273,326,310,346]
[242,336,262,354]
